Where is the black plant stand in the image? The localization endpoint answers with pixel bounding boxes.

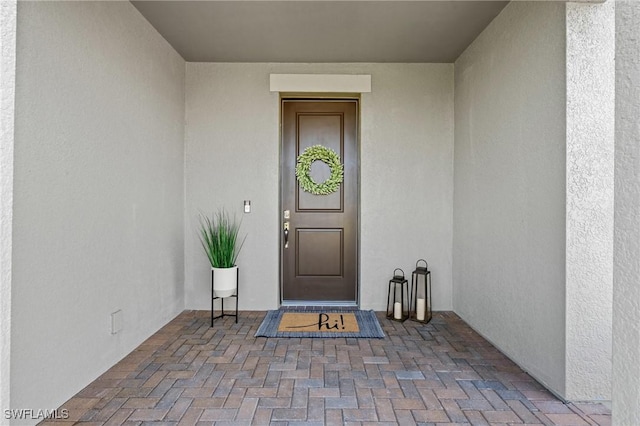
[211,267,238,326]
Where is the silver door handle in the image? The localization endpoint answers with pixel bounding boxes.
[284,222,289,249]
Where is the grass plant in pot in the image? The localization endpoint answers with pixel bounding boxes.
[199,209,246,298]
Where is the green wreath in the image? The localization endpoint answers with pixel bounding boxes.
[295,145,344,195]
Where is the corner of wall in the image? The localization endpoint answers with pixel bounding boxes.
[0,0,17,415]
[613,1,640,423]
[565,0,615,402]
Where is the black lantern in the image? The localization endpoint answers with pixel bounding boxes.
[386,268,409,322]
[410,259,432,324]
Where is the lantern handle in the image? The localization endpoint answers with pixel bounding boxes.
[416,259,428,270]
[393,268,405,279]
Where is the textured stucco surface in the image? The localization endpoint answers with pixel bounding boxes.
[565,1,614,402]
[12,1,185,416]
[1,0,16,415]
[613,1,640,423]
[185,63,454,311]
[453,1,567,396]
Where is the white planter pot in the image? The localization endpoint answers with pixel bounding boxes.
[212,266,238,298]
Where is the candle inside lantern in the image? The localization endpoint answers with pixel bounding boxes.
[394,302,402,319]
[416,298,426,321]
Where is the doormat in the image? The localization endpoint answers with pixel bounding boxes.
[255,310,385,338]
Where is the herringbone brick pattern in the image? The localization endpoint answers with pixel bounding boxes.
[42,311,611,425]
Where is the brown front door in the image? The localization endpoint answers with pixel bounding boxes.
[281,99,358,303]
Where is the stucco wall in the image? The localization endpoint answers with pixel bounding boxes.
[613,1,640,423]
[12,1,185,417]
[453,2,567,395]
[185,63,454,311]
[1,0,17,416]
[565,1,614,402]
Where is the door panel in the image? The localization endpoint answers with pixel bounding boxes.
[297,229,343,277]
[297,114,343,211]
[281,100,358,303]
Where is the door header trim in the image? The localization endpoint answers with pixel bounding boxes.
[270,74,371,93]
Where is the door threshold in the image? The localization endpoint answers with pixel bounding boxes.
[280,301,358,310]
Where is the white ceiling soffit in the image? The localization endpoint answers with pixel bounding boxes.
[131,1,509,63]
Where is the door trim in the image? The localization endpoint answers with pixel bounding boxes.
[279,95,360,307]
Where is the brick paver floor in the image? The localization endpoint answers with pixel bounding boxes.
[43,311,611,425]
